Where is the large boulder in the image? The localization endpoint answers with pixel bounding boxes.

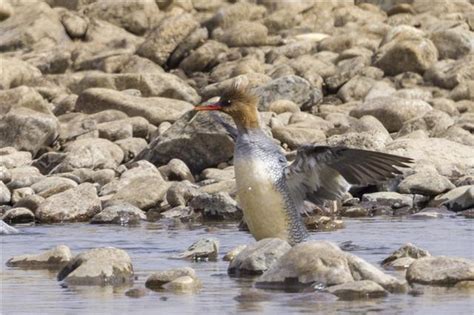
[6,245,72,269]
[135,111,235,173]
[36,183,101,223]
[432,185,474,212]
[398,170,455,196]
[57,247,134,286]
[406,256,474,286]
[75,88,193,125]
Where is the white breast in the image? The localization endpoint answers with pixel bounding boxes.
[234,157,289,241]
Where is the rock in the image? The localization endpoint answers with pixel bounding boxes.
[338,75,376,102]
[31,177,78,198]
[163,276,202,293]
[216,21,271,47]
[0,219,19,235]
[398,109,454,137]
[430,28,474,60]
[451,80,474,101]
[410,207,456,219]
[115,138,148,163]
[145,267,197,290]
[36,183,101,223]
[0,0,13,21]
[90,203,146,225]
[0,181,11,205]
[189,192,241,220]
[7,166,44,190]
[166,181,200,207]
[97,120,133,141]
[208,1,266,29]
[105,176,170,211]
[158,159,194,182]
[1,208,35,225]
[255,75,322,111]
[60,11,88,39]
[57,247,134,286]
[53,138,124,173]
[268,100,300,114]
[6,245,72,269]
[11,187,34,205]
[362,192,413,209]
[0,166,11,183]
[424,55,474,89]
[137,13,199,66]
[228,238,291,276]
[82,0,160,35]
[398,171,455,196]
[174,238,219,261]
[272,126,326,150]
[433,185,474,212]
[340,207,369,218]
[0,148,32,169]
[135,111,234,173]
[75,88,194,126]
[406,256,474,286]
[350,97,432,132]
[0,3,70,52]
[223,245,247,262]
[326,280,388,300]
[13,194,44,213]
[0,58,41,90]
[169,27,209,68]
[75,73,200,104]
[125,287,148,298]
[374,27,438,75]
[0,86,51,115]
[0,107,59,155]
[382,243,430,270]
[71,169,116,187]
[180,40,228,73]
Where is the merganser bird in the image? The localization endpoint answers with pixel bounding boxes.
[195,82,412,245]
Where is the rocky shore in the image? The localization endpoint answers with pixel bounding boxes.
[1,0,474,309]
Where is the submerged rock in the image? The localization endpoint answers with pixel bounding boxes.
[162,276,202,293]
[145,267,197,290]
[57,247,134,286]
[406,256,474,286]
[326,280,388,300]
[6,245,72,269]
[174,238,219,261]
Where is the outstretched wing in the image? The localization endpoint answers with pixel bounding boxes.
[285,145,413,205]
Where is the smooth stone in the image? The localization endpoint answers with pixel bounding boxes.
[189,192,241,220]
[162,276,202,293]
[173,238,219,261]
[6,245,72,269]
[1,207,35,225]
[326,280,388,300]
[145,267,197,290]
[406,256,474,286]
[382,243,430,269]
[223,245,247,262]
[90,203,146,225]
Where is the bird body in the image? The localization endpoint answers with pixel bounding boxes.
[196,81,412,245]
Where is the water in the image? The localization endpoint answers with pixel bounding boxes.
[1,217,473,315]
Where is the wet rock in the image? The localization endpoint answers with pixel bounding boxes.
[340,207,369,218]
[90,203,146,225]
[0,148,32,169]
[0,181,11,205]
[125,287,148,298]
[158,159,194,183]
[432,185,474,212]
[6,245,72,269]
[430,28,474,60]
[138,13,199,66]
[174,238,219,261]
[145,267,197,290]
[398,171,455,196]
[53,138,124,173]
[350,97,432,132]
[57,247,134,286]
[163,276,202,293]
[0,219,19,235]
[7,166,44,190]
[1,208,35,225]
[406,256,474,286]
[76,88,193,126]
[189,192,241,220]
[31,177,78,198]
[135,111,234,173]
[374,27,438,75]
[362,192,413,209]
[228,238,291,276]
[410,207,456,219]
[304,216,345,232]
[255,75,322,111]
[36,183,101,223]
[382,243,431,270]
[326,280,388,300]
[223,245,247,262]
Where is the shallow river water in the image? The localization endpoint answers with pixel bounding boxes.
[1,216,473,315]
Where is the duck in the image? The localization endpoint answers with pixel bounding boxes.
[195,81,412,245]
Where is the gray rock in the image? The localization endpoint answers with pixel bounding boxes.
[174,238,219,261]
[0,148,32,169]
[432,185,474,212]
[13,194,44,213]
[115,138,148,163]
[0,0,13,21]
[137,13,199,66]
[326,280,388,300]
[53,138,124,173]
[338,75,376,102]
[0,219,19,235]
[430,28,474,60]
[208,1,266,29]
[201,167,234,182]
[125,287,148,298]
[424,55,474,89]
[60,11,88,39]
[7,166,44,190]
[75,88,194,126]
[382,243,430,270]
[135,111,235,173]
[158,159,194,183]
[1,207,35,225]
[362,192,413,209]
[162,276,202,293]
[223,245,247,262]
[145,267,197,290]
[11,187,35,205]
[166,181,200,208]
[255,75,322,111]
[169,27,209,68]
[451,80,474,101]
[6,245,72,269]
[97,120,133,141]
[90,203,146,225]
[31,177,78,198]
[406,256,474,286]
[180,40,228,73]
[340,207,369,218]
[410,207,456,219]
[70,169,116,187]
[36,183,101,223]
[0,86,51,116]
[0,181,11,205]
[216,21,271,47]
[398,171,455,196]
[397,109,454,137]
[0,166,11,183]
[350,97,432,132]
[228,238,291,276]
[272,126,326,150]
[189,192,241,220]
[0,58,40,90]
[57,247,134,286]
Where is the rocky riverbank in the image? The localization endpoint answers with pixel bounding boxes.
[1,0,474,310]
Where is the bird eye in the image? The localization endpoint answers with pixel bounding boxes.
[221,99,231,106]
